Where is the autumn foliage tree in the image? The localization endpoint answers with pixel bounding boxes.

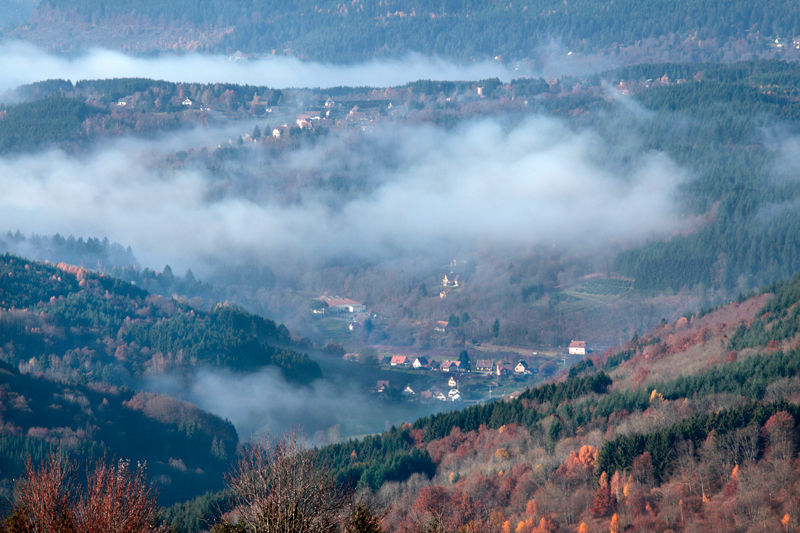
[591,472,615,518]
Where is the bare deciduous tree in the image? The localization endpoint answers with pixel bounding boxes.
[224,430,352,533]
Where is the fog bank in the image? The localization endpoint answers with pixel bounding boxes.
[0,40,521,96]
[0,115,689,274]
[142,366,439,442]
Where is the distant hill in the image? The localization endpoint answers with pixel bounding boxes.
[8,0,800,62]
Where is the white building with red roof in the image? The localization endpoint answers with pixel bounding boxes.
[569,340,587,355]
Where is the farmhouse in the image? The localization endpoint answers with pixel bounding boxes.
[434,320,449,333]
[514,360,530,374]
[569,340,587,355]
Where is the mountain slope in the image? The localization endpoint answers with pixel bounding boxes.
[9,0,800,62]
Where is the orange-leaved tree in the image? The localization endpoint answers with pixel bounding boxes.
[4,454,161,533]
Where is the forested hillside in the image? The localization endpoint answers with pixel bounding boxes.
[0,253,329,505]
[0,362,237,506]
[0,254,320,383]
[11,0,800,61]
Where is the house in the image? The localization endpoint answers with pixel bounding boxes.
[402,385,416,396]
[434,321,449,333]
[434,391,447,401]
[420,390,434,402]
[412,357,429,369]
[324,298,366,313]
[272,126,290,138]
[569,341,587,355]
[475,359,495,372]
[439,288,451,299]
[374,380,390,393]
[390,355,409,366]
[496,363,512,377]
[342,353,359,362]
[182,98,193,106]
[448,389,462,401]
[447,376,458,388]
[440,360,461,372]
[514,360,530,374]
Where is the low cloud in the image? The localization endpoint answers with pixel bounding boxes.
[0,115,688,273]
[0,40,520,96]
[141,366,438,442]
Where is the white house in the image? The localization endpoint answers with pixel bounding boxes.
[324,298,366,313]
[569,341,587,355]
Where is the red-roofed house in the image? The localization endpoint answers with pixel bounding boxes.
[434,320,449,333]
[390,355,409,366]
[569,340,587,355]
[440,360,461,372]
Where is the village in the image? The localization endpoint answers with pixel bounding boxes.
[311,283,591,406]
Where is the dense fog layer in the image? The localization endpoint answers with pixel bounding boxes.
[0,114,688,275]
[0,40,520,97]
